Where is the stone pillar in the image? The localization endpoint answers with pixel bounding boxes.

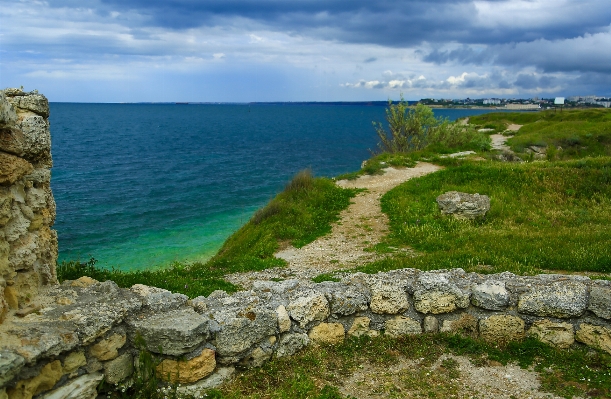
[0,88,57,322]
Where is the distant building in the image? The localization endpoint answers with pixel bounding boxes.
[595,101,610,108]
[483,98,501,105]
[505,104,540,110]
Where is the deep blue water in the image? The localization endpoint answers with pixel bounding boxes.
[50,104,501,271]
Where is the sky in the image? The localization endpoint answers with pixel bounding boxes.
[1,0,611,102]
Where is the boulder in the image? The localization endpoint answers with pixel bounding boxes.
[130,284,187,312]
[156,348,216,384]
[287,293,330,327]
[588,285,611,319]
[213,306,277,359]
[471,282,509,311]
[528,320,574,349]
[369,280,410,314]
[518,281,588,318]
[479,315,525,343]
[436,191,490,220]
[103,353,133,385]
[384,316,422,337]
[575,324,611,355]
[276,333,309,358]
[308,323,345,344]
[316,282,369,316]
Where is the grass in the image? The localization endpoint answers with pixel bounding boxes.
[57,170,358,297]
[358,157,611,275]
[201,334,611,399]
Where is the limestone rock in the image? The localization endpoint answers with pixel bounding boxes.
[0,92,18,126]
[89,333,126,361]
[384,316,422,337]
[528,320,574,349]
[414,290,469,314]
[41,373,103,399]
[287,293,329,327]
[13,94,50,118]
[369,281,409,314]
[213,307,277,359]
[348,317,379,337]
[471,282,509,310]
[176,367,235,398]
[62,351,86,374]
[440,314,478,336]
[276,305,291,333]
[7,360,63,399]
[18,115,51,166]
[575,324,611,354]
[156,348,216,384]
[0,350,25,388]
[423,316,439,333]
[128,308,209,356]
[0,153,33,185]
[479,315,525,343]
[130,284,187,312]
[240,347,272,368]
[104,352,133,385]
[518,281,588,318]
[276,333,309,358]
[308,322,345,344]
[317,282,369,316]
[69,276,98,288]
[436,191,490,220]
[588,285,611,319]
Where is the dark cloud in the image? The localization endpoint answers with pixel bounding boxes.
[363,57,377,63]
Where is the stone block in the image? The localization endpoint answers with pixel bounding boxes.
[213,307,277,359]
[528,320,574,349]
[69,276,98,288]
[518,281,587,318]
[0,91,18,126]
[104,353,133,385]
[40,373,103,399]
[414,290,469,314]
[276,305,291,333]
[176,367,235,398]
[440,314,478,336]
[0,350,25,388]
[7,360,63,399]
[62,351,86,374]
[588,285,611,319]
[308,322,345,344]
[348,317,379,337]
[423,316,439,333]
[575,324,611,355]
[130,284,187,312]
[276,333,309,358]
[287,293,330,327]
[369,281,409,314]
[479,315,525,343]
[317,282,369,316]
[384,316,422,337]
[128,308,209,356]
[240,346,272,368]
[436,191,490,220]
[471,282,509,310]
[14,94,50,118]
[156,348,216,384]
[90,333,126,361]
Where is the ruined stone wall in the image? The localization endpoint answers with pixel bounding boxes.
[0,89,57,324]
[1,269,609,399]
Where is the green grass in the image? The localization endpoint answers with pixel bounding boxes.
[57,170,358,297]
[358,158,611,275]
[335,152,417,180]
[201,334,611,399]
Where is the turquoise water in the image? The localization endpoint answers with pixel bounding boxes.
[50,104,501,271]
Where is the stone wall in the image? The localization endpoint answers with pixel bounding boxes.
[0,89,57,324]
[1,269,609,399]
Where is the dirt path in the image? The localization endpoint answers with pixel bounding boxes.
[224,162,442,288]
[490,124,521,152]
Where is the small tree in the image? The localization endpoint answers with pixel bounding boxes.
[373,95,439,153]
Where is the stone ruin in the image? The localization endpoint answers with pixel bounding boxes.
[0,89,610,399]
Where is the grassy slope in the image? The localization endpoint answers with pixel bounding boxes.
[360,158,611,275]
[58,171,358,297]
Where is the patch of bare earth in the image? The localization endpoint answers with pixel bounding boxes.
[490,124,521,152]
[339,354,571,399]
[224,162,442,289]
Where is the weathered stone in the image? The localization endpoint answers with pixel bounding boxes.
[423,316,439,333]
[414,290,469,314]
[440,314,478,336]
[128,308,209,356]
[369,281,409,314]
[156,348,216,384]
[575,324,611,354]
[518,281,588,318]
[528,320,574,349]
[0,190,11,228]
[287,293,329,327]
[130,284,187,312]
[384,316,422,337]
[89,333,126,361]
[0,350,25,388]
[213,307,277,359]
[8,233,37,271]
[308,322,345,344]
[7,360,63,399]
[479,315,525,343]
[436,191,490,220]
[176,367,235,398]
[276,333,309,358]
[348,317,379,337]
[69,276,98,288]
[14,94,50,118]
[62,351,86,374]
[24,169,51,185]
[240,346,273,368]
[104,353,133,385]
[317,282,369,316]
[0,153,33,187]
[588,285,611,319]
[4,286,18,309]
[41,373,103,399]
[18,115,51,165]
[0,92,18,126]
[471,282,509,311]
[276,305,291,333]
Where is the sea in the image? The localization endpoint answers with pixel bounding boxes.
[50,103,502,271]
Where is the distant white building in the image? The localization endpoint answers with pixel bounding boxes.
[483,98,501,105]
[595,101,610,108]
[505,103,541,110]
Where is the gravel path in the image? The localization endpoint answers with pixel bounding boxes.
[224,162,442,288]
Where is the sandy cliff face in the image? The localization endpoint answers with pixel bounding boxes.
[0,88,58,322]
